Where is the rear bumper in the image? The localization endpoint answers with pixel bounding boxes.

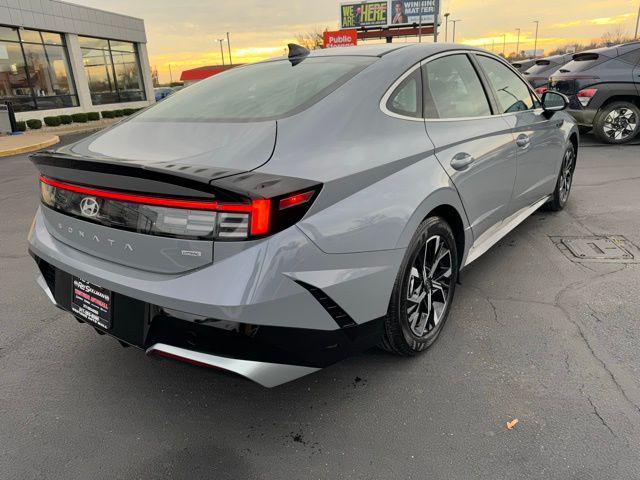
[565,108,597,127]
[33,256,384,386]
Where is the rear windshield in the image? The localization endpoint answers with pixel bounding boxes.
[135,56,374,123]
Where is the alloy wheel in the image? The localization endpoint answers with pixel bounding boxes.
[406,235,453,337]
[558,147,574,205]
[602,107,638,141]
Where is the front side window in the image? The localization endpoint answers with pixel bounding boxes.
[79,36,145,105]
[135,57,374,122]
[386,68,422,118]
[0,28,77,111]
[476,55,536,113]
[422,54,492,119]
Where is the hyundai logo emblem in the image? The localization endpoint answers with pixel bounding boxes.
[79,197,100,218]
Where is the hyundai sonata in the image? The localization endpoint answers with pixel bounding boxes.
[29,43,578,387]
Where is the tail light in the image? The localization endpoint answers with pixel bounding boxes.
[576,88,597,107]
[39,176,320,241]
[535,87,548,96]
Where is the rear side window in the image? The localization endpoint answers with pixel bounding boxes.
[134,57,374,122]
[476,55,536,113]
[422,54,491,119]
[386,68,422,118]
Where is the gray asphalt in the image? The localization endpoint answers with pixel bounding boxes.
[1,133,639,480]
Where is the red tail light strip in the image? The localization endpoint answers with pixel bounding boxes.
[40,176,271,236]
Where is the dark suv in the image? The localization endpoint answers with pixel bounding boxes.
[522,54,573,91]
[549,42,640,144]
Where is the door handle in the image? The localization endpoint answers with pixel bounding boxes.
[516,134,531,148]
[450,153,475,171]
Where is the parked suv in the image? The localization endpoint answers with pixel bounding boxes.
[522,53,573,91]
[549,42,640,143]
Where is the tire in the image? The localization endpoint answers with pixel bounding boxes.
[545,143,576,212]
[593,101,640,144]
[381,216,458,356]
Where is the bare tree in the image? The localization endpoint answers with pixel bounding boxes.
[600,26,631,46]
[294,26,329,50]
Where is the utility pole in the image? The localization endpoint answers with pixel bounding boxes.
[515,28,521,57]
[452,19,461,43]
[218,39,225,66]
[168,63,173,84]
[444,12,450,41]
[226,32,232,65]
[433,0,440,43]
[418,2,423,43]
[635,2,640,39]
[533,20,540,58]
[502,34,506,56]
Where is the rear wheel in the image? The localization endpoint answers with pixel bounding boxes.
[593,101,640,144]
[381,217,458,356]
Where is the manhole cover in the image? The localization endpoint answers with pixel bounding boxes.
[563,238,632,260]
[551,235,639,263]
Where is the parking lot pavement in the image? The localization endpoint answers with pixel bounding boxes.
[1,133,639,480]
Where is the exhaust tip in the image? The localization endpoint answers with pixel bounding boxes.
[146,343,318,388]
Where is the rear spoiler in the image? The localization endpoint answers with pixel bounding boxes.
[572,52,600,61]
[30,151,318,202]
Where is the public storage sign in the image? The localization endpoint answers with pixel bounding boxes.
[323,29,358,48]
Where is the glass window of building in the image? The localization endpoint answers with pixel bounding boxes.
[79,36,145,105]
[0,28,78,111]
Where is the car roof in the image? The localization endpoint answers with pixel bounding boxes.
[573,41,640,59]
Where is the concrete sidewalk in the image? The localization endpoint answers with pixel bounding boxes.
[0,133,59,158]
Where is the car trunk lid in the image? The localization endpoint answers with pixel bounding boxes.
[31,121,277,274]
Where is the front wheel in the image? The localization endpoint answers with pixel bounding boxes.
[545,143,576,212]
[381,217,458,356]
[593,102,640,144]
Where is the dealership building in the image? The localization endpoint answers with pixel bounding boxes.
[0,0,154,121]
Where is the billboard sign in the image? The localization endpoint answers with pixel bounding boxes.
[340,1,440,29]
[340,2,388,29]
[323,29,358,48]
[390,0,438,26]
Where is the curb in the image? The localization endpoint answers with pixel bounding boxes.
[0,135,60,158]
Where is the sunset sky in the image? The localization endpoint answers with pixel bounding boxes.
[72,0,640,83]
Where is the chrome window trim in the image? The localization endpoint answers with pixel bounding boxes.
[380,49,499,123]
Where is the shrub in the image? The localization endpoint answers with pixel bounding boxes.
[43,116,62,127]
[87,111,100,121]
[71,113,88,123]
[113,109,124,117]
[15,121,27,132]
[59,115,72,125]
[101,110,115,118]
[123,108,136,116]
[26,119,43,129]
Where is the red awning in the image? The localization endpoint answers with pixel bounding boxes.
[179,65,235,82]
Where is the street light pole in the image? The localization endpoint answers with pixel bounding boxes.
[418,3,423,43]
[452,19,461,43]
[218,39,225,66]
[635,2,640,39]
[444,12,450,42]
[502,34,506,56]
[533,20,539,59]
[226,32,232,66]
[515,28,521,57]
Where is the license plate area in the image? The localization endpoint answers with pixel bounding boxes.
[71,277,112,330]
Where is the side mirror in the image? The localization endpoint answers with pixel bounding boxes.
[541,91,569,113]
